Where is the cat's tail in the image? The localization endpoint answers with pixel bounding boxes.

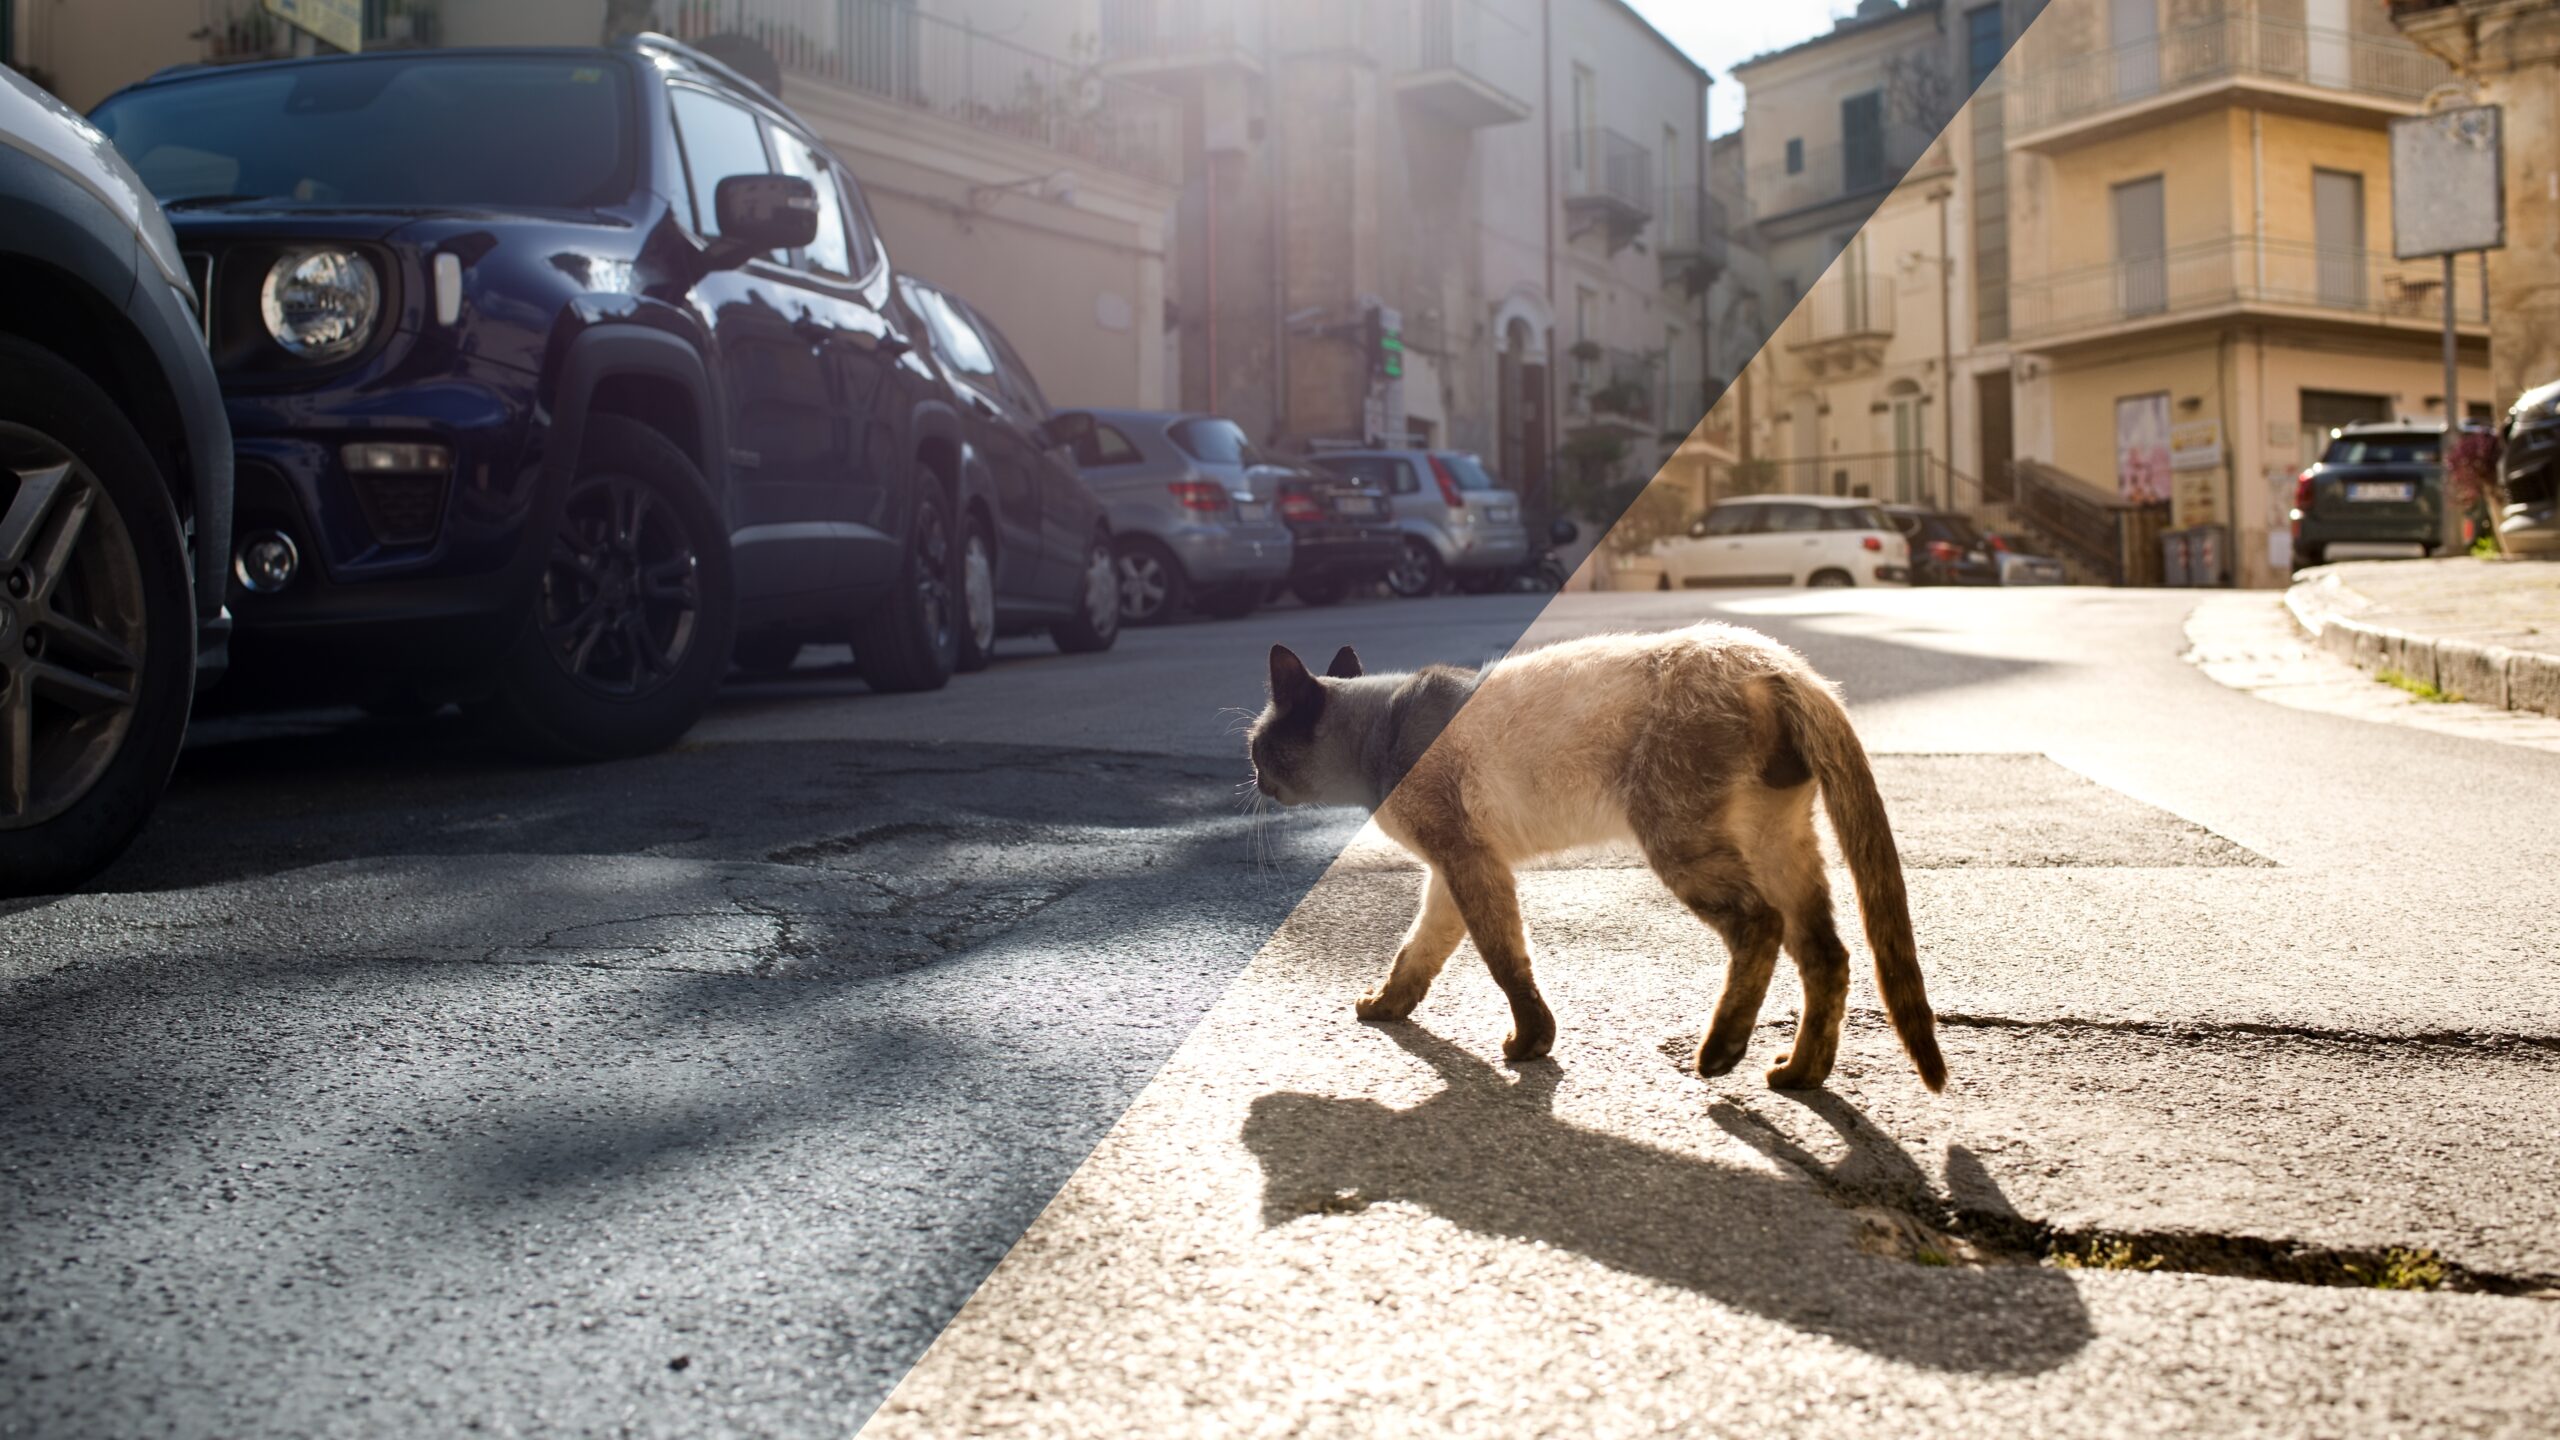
[1772,671,1947,1092]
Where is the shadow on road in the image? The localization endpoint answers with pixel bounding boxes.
[1240,1024,2093,1375]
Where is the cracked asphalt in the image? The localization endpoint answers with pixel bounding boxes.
[8,586,2560,1437]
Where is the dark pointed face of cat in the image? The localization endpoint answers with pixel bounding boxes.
[1248,643,1362,805]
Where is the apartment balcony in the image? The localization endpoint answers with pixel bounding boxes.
[1564,346,1659,442]
[673,0,1183,186]
[1783,273,1895,378]
[2009,15,2450,149]
[2009,236,2490,351]
[1656,185,1730,289]
[1391,0,1534,128]
[1097,0,1267,77]
[1744,129,1943,225]
[1562,128,1653,251]
[197,0,439,58]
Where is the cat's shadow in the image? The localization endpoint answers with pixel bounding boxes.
[1239,1024,2093,1375]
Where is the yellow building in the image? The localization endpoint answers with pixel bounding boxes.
[2004,0,2487,586]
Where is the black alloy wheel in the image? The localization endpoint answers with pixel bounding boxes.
[855,485,960,693]
[539,471,704,701]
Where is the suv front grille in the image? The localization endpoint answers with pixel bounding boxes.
[351,473,447,547]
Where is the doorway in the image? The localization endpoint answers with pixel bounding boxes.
[2314,169,2366,310]
[2111,0,2159,100]
[1977,370,2015,502]
[2113,175,2167,318]
[2306,0,2352,87]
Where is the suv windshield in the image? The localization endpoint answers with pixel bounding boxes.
[1434,453,1500,492]
[2322,432,2441,466]
[1168,417,1268,469]
[93,56,634,211]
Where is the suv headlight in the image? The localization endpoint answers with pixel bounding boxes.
[259,249,380,360]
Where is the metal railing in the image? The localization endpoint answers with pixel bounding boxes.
[673,0,1182,186]
[1566,346,1658,426]
[2011,235,2489,341]
[1785,272,1896,348]
[1656,185,1730,276]
[2011,14,2449,133]
[1561,127,1655,219]
[1399,0,1537,108]
[2010,459,2169,586]
[1707,452,1994,509]
[1745,128,1939,219]
[1098,0,1267,68]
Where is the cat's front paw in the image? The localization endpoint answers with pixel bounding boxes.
[1764,1051,1833,1091]
[1501,1024,1555,1062]
[1355,991,1414,1023]
[1694,1030,1749,1078]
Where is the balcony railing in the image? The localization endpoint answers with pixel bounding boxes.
[1785,272,1897,349]
[673,0,1182,186]
[2011,236,2489,342]
[1657,185,1730,283]
[1746,128,1941,219]
[2011,14,2450,135]
[1097,0,1267,70]
[1562,127,1654,240]
[1567,346,1658,430]
[2010,460,2170,586]
[1393,0,1535,126]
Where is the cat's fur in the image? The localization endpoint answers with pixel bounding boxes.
[1247,626,1944,1092]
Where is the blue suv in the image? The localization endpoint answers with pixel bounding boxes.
[90,36,974,756]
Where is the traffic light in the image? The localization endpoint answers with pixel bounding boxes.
[1364,305,1403,381]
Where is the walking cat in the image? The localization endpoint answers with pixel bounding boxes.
[1246,626,1945,1092]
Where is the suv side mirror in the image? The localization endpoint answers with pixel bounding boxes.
[1687,517,1711,538]
[706,174,818,269]
[1548,517,1579,546]
[1039,411,1097,453]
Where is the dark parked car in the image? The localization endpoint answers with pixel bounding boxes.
[2498,379,2560,557]
[2288,421,2445,569]
[1257,460,1397,606]
[886,277,1116,670]
[89,36,969,757]
[1883,505,2000,586]
[2,64,232,897]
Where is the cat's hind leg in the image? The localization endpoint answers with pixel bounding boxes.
[1766,888,1852,1090]
[1357,868,1465,1022]
[1645,841,1784,1078]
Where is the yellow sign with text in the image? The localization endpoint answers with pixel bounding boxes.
[262,0,363,53]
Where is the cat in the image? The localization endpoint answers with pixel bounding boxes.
[1246,626,1944,1092]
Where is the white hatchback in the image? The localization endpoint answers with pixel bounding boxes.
[1651,495,1913,589]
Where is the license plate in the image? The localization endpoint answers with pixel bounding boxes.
[1487,506,1516,524]
[2347,481,2414,502]
[1235,501,1269,522]
[1334,495,1379,517]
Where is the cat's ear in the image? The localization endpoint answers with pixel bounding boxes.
[1326,646,1363,679]
[1268,644,1321,711]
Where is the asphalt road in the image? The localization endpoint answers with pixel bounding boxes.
[7,585,2559,1437]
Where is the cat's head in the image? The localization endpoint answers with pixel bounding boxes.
[1248,643,1366,807]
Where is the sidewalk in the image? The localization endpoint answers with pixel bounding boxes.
[2287,557,2560,717]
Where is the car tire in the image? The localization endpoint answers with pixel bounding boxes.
[731,630,801,677]
[1291,575,1348,607]
[480,416,736,761]
[856,484,961,694]
[2294,544,2321,570]
[1114,536,1187,626]
[955,515,997,674]
[1051,530,1121,655]
[1197,585,1260,621]
[0,337,198,898]
[1387,537,1443,598]
[1806,568,1855,589]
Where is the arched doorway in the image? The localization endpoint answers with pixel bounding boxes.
[1491,290,1554,516]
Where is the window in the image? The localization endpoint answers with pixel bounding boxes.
[767,127,851,278]
[1067,421,1144,469]
[1967,4,2005,89]
[836,167,884,277]
[1167,417,1267,468]
[1841,91,1884,192]
[975,305,1051,417]
[2313,168,2366,309]
[904,280,997,378]
[1434,453,1499,492]
[1762,503,1825,533]
[2321,433,2440,466]
[1571,64,1596,169]
[1700,504,1763,536]
[1316,456,1419,495]
[2112,174,2166,317]
[669,88,772,240]
[1823,504,1893,533]
[1784,137,1804,176]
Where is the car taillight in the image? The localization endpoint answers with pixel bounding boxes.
[1277,491,1325,523]
[1864,535,1886,553]
[2293,469,2316,511]
[1426,453,1466,509]
[1926,539,1957,561]
[1985,533,2009,552]
[1168,481,1230,513]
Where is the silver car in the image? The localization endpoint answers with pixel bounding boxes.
[1306,448,1529,596]
[1056,409,1294,624]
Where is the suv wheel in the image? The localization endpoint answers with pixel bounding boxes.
[0,338,197,897]
[482,416,734,760]
[955,515,997,674]
[1051,531,1121,654]
[1806,568,1854,589]
[1388,537,1443,598]
[1115,536,1186,626]
[856,485,959,693]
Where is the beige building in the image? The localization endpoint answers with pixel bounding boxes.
[3,0,1181,412]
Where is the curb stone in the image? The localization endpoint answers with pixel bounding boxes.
[2284,580,2552,718]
